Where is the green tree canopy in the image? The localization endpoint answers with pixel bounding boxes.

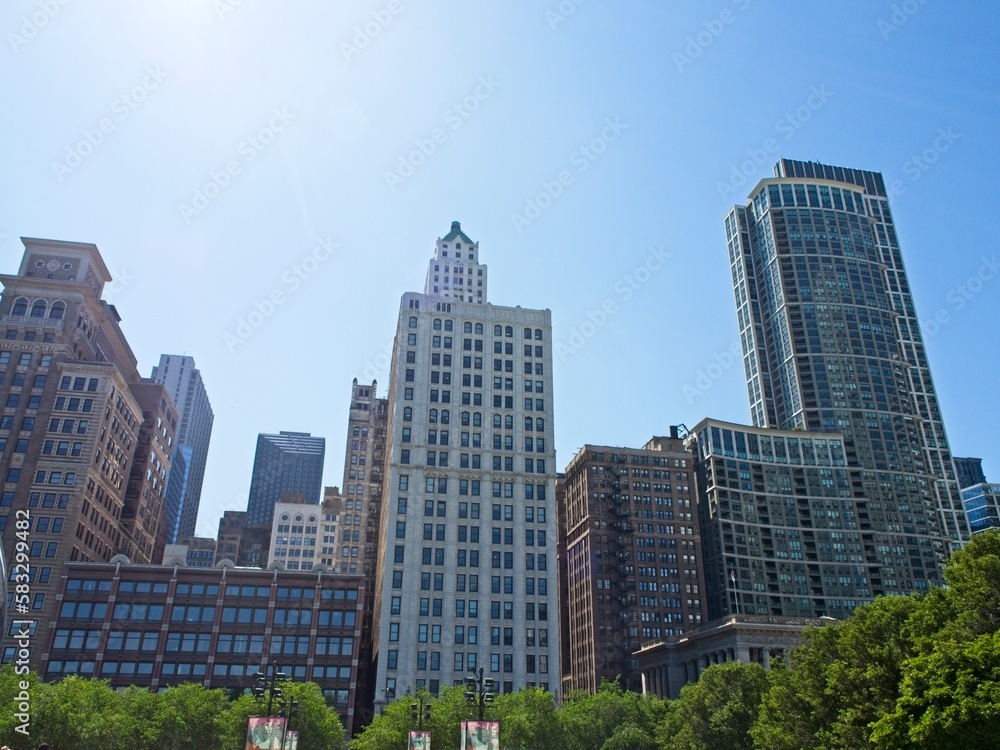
[659,662,768,750]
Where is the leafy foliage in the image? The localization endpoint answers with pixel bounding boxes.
[0,671,343,750]
[659,662,768,750]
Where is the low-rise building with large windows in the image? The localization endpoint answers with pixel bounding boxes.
[37,561,365,734]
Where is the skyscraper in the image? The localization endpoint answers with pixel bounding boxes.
[120,379,178,565]
[559,432,706,693]
[953,456,986,489]
[245,431,325,527]
[372,222,559,710]
[0,237,149,667]
[151,354,214,540]
[721,158,965,604]
[340,379,388,727]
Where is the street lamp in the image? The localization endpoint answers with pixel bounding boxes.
[464,667,496,721]
[411,696,431,729]
[278,695,299,750]
[252,665,288,717]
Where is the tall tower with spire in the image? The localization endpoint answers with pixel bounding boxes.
[422,221,488,303]
[371,221,558,711]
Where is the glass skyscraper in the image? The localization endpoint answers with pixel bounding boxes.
[245,431,325,527]
[722,158,967,600]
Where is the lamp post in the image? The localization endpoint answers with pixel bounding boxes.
[410,695,431,729]
[278,695,299,750]
[252,665,288,717]
[250,665,289,749]
[464,667,496,721]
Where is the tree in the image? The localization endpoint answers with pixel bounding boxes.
[0,664,40,748]
[868,531,1000,748]
[220,681,344,750]
[33,675,125,750]
[348,693,411,750]
[149,682,231,750]
[600,723,657,750]
[658,662,767,750]
[558,680,665,750]
[870,631,1000,749]
[491,686,559,750]
[752,594,921,749]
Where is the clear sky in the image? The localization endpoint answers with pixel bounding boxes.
[2,1,998,537]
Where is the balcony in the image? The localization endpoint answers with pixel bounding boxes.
[1,314,64,328]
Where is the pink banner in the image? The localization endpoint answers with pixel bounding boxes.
[460,721,499,750]
[246,716,286,750]
[408,729,431,750]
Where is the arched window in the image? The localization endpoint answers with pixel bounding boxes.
[409,317,417,328]
[505,326,513,337]
[49,302,66,320]
[494,325,502,336]
[524,327,532,338]
[441,410,450,424]
[475,323,483,334]
[403,407,412,421]
[505,415,513,429]
[429,409,438,423]
[525,417,534,431]
[11,298,28,316]
[29,301,47,318]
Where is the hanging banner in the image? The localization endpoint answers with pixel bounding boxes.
[283,730,300,750]
[460,720,499,750]
[408,729,431,749]
[246,716,286,750]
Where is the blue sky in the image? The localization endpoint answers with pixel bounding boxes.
[2,1,998,536]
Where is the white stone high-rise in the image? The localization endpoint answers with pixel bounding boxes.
[422,221,488,303]
[373,222,558,709]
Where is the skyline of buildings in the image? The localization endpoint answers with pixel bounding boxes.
[2,155,996,728]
